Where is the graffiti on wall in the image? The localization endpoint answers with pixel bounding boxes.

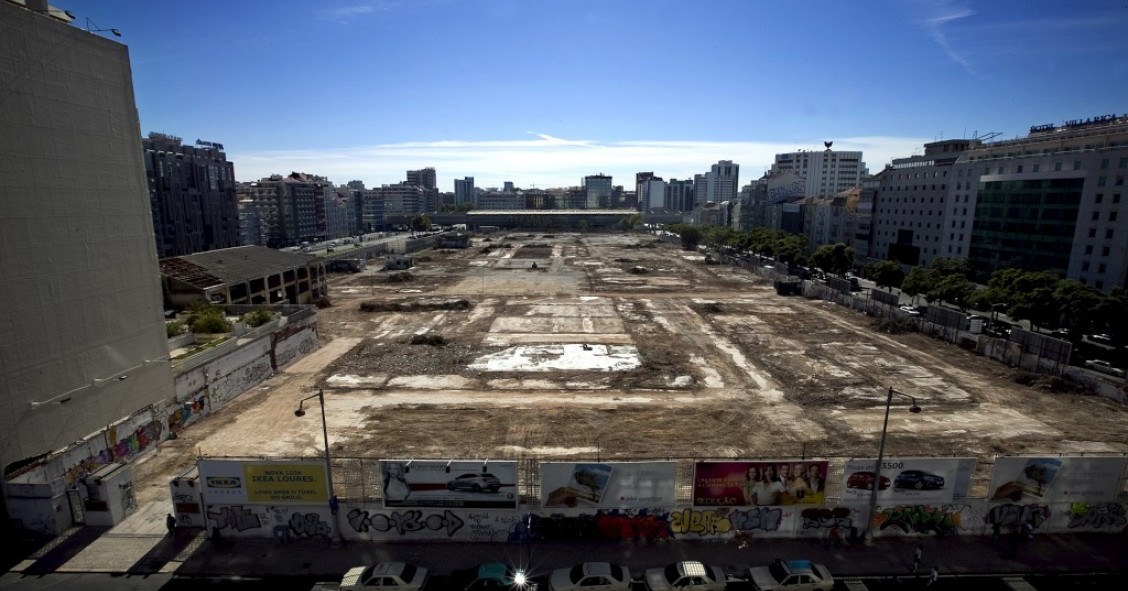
[346,508,466,537]
[1066,503,1127,532]
[985,503,1050,530]
[63,450,113,487]
[209,357,273,409]
[109,420,163,462]
[208,505,263,532]
[274,329,317,370]
[799,507,854,531]
[288,512,331,538]
[874,504,968,535]
[168,395,209,434]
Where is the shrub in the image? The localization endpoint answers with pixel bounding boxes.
[409,333,446,346]
[166,321,185,338]
[240,308,274,328]
[187,305,232,334]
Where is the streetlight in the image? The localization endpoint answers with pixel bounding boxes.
[295,388,343,544]
[866,386,922,540]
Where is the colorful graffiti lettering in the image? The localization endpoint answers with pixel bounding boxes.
[730,508,785,533]
[875,505,963,535]
[1066,503,1127,531]
[534,510,670,541]
[288,512,331,538]
[110,420,162,462]
[670,508,733,536]
[63,450,113,487]
[985,503,1049,529]
[169,395,208,434]
[346,508,465,537]
[799,507,854,531]
[208,505,262,532]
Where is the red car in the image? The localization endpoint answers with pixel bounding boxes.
[846,471,891,490]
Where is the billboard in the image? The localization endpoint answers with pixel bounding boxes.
[839,458,976,505]
[380,460,518,509]
[540,462,677,508]
[988,456,1128,504]
[692,461,829,507]
[197,459,329,505]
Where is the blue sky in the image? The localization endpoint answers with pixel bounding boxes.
[63,0,1128,191]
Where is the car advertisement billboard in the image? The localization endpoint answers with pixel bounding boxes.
[692,461,829,506]
[988,456,1128,504]
[379,460,518,509]
[839,458,976,505]
[540,461,677,508]
[197,459,329,505]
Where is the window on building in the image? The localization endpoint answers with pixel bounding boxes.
[1093,211,1101,221]
[1096,280,1104,290]
[1111,211,1119,221]
[1102,246,1110,256]
[1074,160,1082,170]
[1118,176,1125,186]
[1114,194,1122,204]
[1119,157,1128,168]
[1097,194,1104,203]
[1082,261,1090,271]
[1107,229,1115,239]
[1089,228,1097,237]
[1055,162,1062,171]
[1099,176,1107,187]
[1085,245,1094,255]
[1101,158,1110,169]
[1033,164,1040,172]
[1099,263,1107,274]
[1017,165,1024,173]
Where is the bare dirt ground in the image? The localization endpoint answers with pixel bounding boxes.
[130,232,1128,507]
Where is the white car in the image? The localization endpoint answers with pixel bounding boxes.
[549,562,631,591]
[748,559,834,591]
[644,561,727,591]
[341,562,429,591]
[1084,359,1126,378]
[899,305,921,315]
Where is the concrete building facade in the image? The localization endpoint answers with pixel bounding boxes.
[583,174,613,209]
[771,149,867,198]
[0,1,175,475]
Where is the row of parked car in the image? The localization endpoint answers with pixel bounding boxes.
[341,559,835,591]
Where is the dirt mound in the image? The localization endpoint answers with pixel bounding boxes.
[359,298,472,312]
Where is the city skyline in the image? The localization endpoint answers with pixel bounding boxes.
[64,0,1128,189]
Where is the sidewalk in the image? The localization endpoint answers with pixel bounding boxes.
[10,513,1127,582]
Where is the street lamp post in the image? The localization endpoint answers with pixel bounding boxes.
[866,386,922,541]
[295,388,343,545]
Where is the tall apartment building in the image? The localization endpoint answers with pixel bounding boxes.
[1,1,175,476]
[666,179,695,213]
[250,172,328,247]
[406,167,438,212]
[951,116,1128,290]
[640,178,667,212]
[142,133,239,257]
[872,139,978,267]
[693,161,740,207]
[454,177,475,208]
[583,174,613,209]
[771,149,867,198]
[377,182,427,219]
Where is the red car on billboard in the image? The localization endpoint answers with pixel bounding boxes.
[846,471,890,490]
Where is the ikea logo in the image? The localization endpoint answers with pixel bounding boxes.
[206,477,241,489]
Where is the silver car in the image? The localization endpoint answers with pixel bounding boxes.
[644,561,726,591]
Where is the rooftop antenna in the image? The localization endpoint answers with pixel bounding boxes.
[85,17,121,37]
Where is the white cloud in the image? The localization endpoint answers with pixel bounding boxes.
[907,0,978,76]
[229,135,930,190]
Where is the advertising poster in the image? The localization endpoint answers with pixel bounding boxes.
[540,462,677,508]
[380,460,518,509]
[988,456,1128,504]
[692,461,829,507]
[197,459,328,505]
[839,457,976,505]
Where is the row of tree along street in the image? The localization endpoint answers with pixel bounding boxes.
[662,223,1125,350]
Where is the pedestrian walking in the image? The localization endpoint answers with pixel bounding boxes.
[165,513,176,536]
[1021,521,1034,540]
[825,525,842,550]
[912,543,923,572]
[926,565,939,586]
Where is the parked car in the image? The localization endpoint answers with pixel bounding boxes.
[894,469,945,490]
[845,471,890,490]
[747,559,834,591]
[1088,333,1116,345]
[1084,359,1126,378]
[899,305,920,316]
[549,562,631,591]
[463,562,535,591]
[644,561,727,591]
[447,473,502,493]
[341,562,429,591]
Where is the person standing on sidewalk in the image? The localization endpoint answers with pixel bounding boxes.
[927,565,939,586]
[165,513,176,536]
[912,543,923,572]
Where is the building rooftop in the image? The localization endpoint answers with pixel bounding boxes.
[160,246,316,288]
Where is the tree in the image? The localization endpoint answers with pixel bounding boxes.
[865,260,905,292]
[679,226,703,251]
[411,213,432,232]
[928,275,977,312]
[187,304,232,334]
[901,267,930,306]
[811,243,854,276]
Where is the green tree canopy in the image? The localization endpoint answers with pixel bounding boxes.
[811,243,855,276]
[864,260,905,292]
